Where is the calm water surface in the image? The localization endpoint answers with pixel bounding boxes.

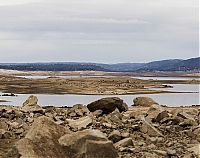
[16,75,200,80]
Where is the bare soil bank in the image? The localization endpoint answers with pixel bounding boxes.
[0,75,199,95]
[0,69,200,77]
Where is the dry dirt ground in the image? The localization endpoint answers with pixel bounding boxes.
[0,75,199,95]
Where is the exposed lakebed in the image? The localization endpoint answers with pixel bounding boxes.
[0,76,199,107]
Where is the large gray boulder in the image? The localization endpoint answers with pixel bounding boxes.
[133,97,158,107]
[87,97,128,114]
[59,129,119,158]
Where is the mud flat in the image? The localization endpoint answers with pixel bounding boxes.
[0,96,199,158]
[0,69,199,78]
[0,75,199,95]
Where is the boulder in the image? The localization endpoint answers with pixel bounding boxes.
[92,110,103,117]
[67,104,90,117]
[87,97,128,114]
[7,116,69,158]
[85,140,119,158]
[176,112,198,127]
[108,130,122,143]
[177,112,195,120]
[114,138,133,148]
[105,109,123,125]
[154,111,170,123]
[133,97,158,107]
[59,129,119,158]
[59,129,107,146]
[67,116,93,130]
[179,119,198,127]
[140,117,163,137]
[145,104,165,122]
[153,150,168,157]
[21,95,42,112]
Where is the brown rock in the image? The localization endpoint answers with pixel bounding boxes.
[67,104,90,117]
[133,97,158,107]
[177,112,195,120]
[153,150,168,157]
[106,109,123,125]
[92,110,103,117]
[145,104,164,122]
[67,116,93,130]
[140,117,163,137]
[7,116,69,158]
[108,130,122,143]
[59,129,119,158]
[85,140,119,158]
[179,119,198,127]
[114,138,133,148]
[21,95,42,112]
[87,97,128,114]
[154,111,170,122]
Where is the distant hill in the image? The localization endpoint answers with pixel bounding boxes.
[0,57,199,72]
[0,63,108,71]
[96,63,145,72]
[135,59,182,72]
[136,57,200,72]
[168,57,200,71]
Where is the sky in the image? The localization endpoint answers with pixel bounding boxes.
[0,0,198,63]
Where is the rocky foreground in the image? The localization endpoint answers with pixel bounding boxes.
[0,96,199,158]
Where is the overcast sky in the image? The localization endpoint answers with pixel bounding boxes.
[0,0,198,63]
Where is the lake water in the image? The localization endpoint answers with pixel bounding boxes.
[0,76,199,107]
[132,76,200,81]
[0,85,199,107]
[16,75,200,80]
[152,84,200,92]
[0,92,199,107]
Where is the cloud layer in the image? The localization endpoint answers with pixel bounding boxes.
[0,0,198,63]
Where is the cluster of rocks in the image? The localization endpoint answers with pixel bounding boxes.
[0,95,199,158]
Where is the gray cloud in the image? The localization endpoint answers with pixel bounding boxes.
[0,0,198,63]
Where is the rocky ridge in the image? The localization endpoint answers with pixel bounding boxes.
[0,96,199,158]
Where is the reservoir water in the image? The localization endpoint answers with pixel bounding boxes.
[0,76,199,107]
[16,75,200,80]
